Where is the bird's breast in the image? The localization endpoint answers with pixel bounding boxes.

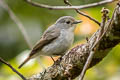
[41,29,74,56]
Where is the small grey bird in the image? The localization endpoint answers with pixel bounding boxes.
[18,16,82,69]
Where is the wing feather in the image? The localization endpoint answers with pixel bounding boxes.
[30,26,60,56]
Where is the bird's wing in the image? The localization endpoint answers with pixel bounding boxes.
[18,26,60,69]
[30,26,60,56]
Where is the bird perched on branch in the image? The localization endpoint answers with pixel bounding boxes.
[18,16,82,69]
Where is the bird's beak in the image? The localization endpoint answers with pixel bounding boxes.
[72,20,82,24]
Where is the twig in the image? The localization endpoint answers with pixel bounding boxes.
[24,0,114,10]
[0,57,27,80]
[79,7,116,80]
[100,7,110,33]
[64,0,100,25]
[0,0,32,49]
[76,10,100,25]
[79,51,94,80]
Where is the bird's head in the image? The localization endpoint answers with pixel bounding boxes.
[55,16,82,31]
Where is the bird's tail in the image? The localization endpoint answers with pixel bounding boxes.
[18,56,31,69]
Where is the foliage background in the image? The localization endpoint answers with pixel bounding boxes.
[0,0,120,80]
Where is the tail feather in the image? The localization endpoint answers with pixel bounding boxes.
[18,57,31,69]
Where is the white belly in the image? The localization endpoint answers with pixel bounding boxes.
[41,29,74,56]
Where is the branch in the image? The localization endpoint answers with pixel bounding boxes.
[0,0,32,49]
[0,57,27,80]
[28,2,120,80]
[25,0,114,10]
[63,0,100,26]
[79,7,115,80]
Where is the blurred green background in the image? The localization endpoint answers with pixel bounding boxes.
[0,0,120,80]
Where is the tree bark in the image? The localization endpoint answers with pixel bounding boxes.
[28,3,120,80]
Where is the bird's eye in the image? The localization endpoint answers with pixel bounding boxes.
[66,21,70,24]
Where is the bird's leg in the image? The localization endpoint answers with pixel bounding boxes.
[50,56,56,64]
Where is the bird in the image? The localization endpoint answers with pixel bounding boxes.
[18,16,82,69]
